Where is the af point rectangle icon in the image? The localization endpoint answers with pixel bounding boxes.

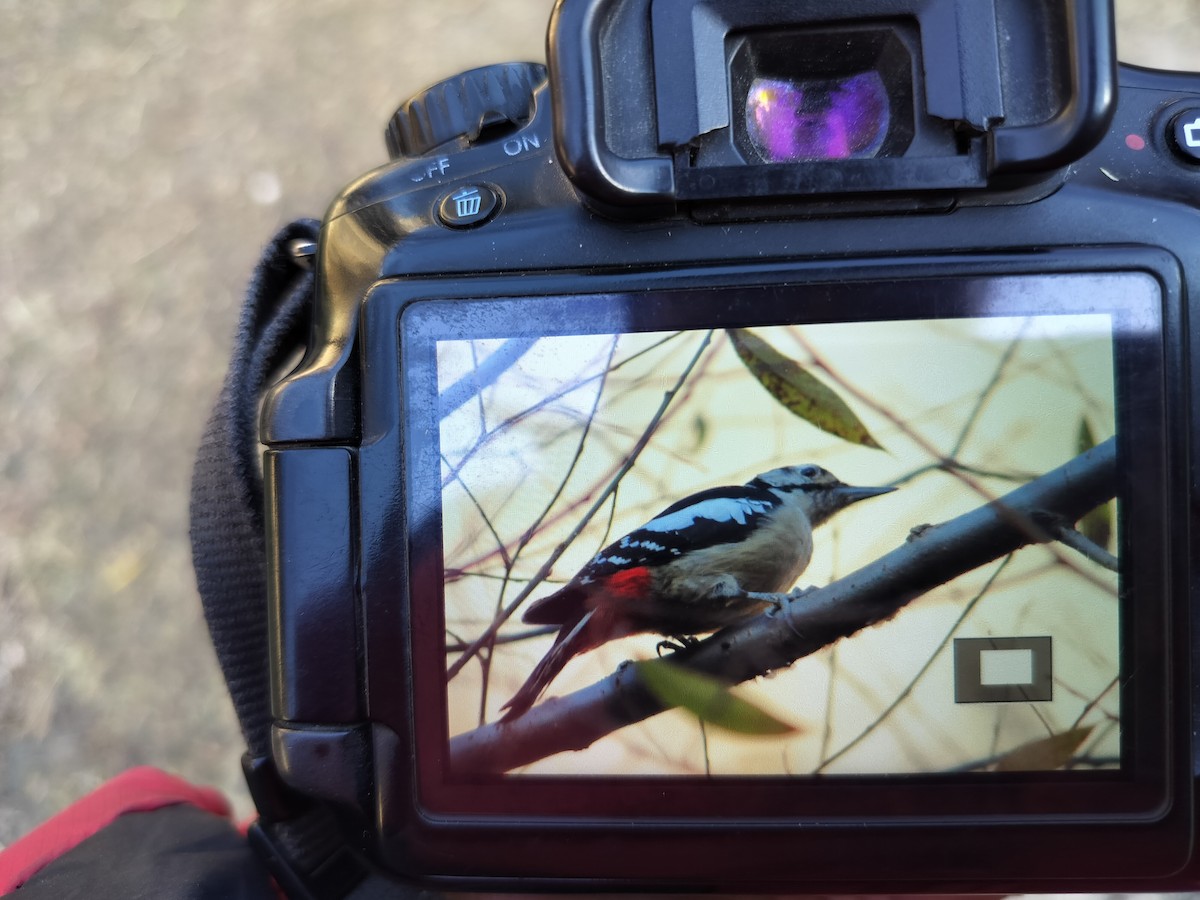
[954,637,1053,703]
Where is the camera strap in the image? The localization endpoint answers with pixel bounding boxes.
[190,218,318,762]
[189,221,425,899]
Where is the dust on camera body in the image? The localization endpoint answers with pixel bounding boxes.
[258,0,1200,892]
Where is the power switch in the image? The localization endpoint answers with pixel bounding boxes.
[386,62,547,159]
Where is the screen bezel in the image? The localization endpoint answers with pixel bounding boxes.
[399,269,1169,819]
[354,254,1187,854]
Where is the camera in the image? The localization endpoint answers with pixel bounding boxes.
[252,0,1200,893]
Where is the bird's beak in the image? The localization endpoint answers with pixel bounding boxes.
[836,484,896,506]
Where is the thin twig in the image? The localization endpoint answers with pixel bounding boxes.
[1044,518,1119,571]
[815,555,1013,772]
[443,336,712,579]
[512,338,619,561]
[441,332,688,489]
[446,331,717,681]
[445,625,558,653]
[474,339,619,720]
[1071,675,1120,730]
[950,326,1028,458]
[795,333,1114,595]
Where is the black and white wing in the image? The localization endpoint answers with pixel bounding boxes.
[578,484,780,583]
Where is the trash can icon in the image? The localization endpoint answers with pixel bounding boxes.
[452,188,483,218]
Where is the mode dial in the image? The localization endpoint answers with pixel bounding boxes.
[385,62,547,159]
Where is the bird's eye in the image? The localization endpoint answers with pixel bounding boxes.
[800,465,820,478]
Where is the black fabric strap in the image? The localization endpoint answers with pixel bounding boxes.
[188,222,434,899]
[189,219,318,758]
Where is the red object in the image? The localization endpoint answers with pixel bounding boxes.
[606,565,653,598]
[1126,133,1147,150]
[0,766,231,893]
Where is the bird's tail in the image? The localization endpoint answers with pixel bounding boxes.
[500,610,598,722]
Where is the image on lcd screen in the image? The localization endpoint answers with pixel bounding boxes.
[434,289,1122,778]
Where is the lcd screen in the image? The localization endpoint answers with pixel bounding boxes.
[399,271,1165,805]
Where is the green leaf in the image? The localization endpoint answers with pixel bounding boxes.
[993,726,1094,772]
[1076,419,1113,549]
[634,659,799,736]
[1076,417,1097,456]
[728,329,882,450]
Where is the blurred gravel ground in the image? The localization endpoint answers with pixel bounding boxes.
[0,0,1196,849]
[0,0,554,843]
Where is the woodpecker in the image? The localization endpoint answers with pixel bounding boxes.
[500,463,894,720]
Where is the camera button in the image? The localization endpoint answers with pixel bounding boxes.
[1168,108,1200,163]
[437,183,501,228]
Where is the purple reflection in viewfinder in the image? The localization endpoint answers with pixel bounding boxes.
[746,72,890,162]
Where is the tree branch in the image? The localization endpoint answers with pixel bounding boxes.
[449,437,1117,774]
[1040,517,1119,571]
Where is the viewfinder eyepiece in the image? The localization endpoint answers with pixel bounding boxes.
[549,0,1116,211]
[744,73,890,162]
[731,28,914,164]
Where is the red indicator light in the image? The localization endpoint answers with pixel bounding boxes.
[1125,134,1147,151]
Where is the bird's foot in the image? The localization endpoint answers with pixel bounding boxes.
[743,589,798,609]
[761,588,814,640]
[656,635,699,656]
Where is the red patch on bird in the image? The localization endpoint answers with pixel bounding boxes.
[606,566,652,598]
